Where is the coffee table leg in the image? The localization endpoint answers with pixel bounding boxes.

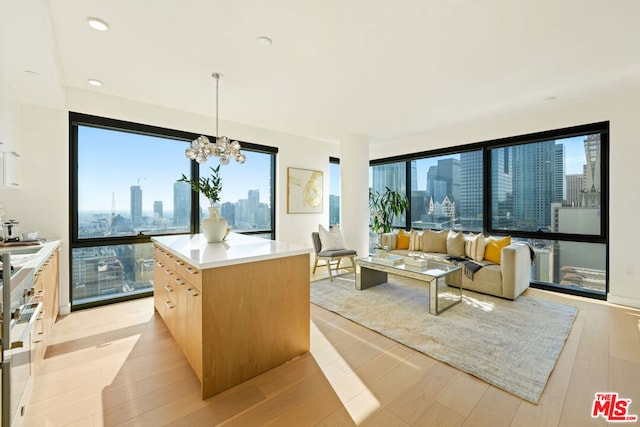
[356,263,387,290]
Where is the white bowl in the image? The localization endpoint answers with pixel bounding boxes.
[22,231,38,241]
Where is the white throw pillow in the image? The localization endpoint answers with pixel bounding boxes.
[464,232,486,262]
[318,225,346,251]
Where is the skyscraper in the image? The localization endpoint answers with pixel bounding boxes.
[329,194,340,226]
[510,141,564,230]
[173,181,190,227]
[582,134,601,207]
[426,159,460,206]
[459,151,483,229]
[130,185,142,227]
[566,174,584,206]
[153,200,162,224]
[491,147,513,225]
[371,163,406,194]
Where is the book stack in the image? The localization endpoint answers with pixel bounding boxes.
[404,257,429,267]
[371,254,404,266]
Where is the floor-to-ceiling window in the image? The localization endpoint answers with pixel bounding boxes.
[369,122,608,299]
[488,130,607,297]
[70,113,277,310]
[329,157,340,226]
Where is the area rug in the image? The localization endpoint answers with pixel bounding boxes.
[310,274,578,404]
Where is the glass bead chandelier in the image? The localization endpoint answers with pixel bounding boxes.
[186,72,246,165]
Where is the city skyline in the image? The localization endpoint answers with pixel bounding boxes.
[77,125,273,213]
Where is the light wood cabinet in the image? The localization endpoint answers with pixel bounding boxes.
[152,242,309,399]
[153,246,203,381]
[33,248,59,363]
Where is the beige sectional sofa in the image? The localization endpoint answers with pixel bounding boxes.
[379,229,532,300]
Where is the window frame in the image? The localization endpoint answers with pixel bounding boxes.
[69,112,278,310]
[370,121,609,300]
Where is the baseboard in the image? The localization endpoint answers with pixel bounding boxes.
[58,302,71,316]
[607,294,640,310]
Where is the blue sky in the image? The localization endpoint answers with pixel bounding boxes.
[78,126,588,212]
[78,126,272,212]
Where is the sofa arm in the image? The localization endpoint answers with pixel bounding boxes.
[500,243,532,300]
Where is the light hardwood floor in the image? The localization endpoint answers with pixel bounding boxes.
[23,269,640,426]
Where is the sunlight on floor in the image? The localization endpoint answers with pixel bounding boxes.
[463,295,496,312]
[100,334,142,384]
[310,320,380,424]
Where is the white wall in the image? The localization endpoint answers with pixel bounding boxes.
[370,84,640,309]
[0,73,22,153]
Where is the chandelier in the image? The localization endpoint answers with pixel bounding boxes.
[186,72,246,165]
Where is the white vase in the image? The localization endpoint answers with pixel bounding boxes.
[202,206,228,243]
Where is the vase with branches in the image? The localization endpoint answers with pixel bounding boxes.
[177,165,228,242]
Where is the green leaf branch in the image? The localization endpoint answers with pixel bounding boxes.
[178,165,223,207]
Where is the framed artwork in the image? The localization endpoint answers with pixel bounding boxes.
[287,167,323,213]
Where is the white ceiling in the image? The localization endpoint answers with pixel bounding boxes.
[2,0,640,142]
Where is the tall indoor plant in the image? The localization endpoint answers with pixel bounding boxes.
[177,165,228,242]
[369,187,409,247]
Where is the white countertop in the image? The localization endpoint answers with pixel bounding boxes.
[152,233,311,269]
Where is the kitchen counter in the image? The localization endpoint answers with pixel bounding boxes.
[1,240,61,297]
[151,232,311,269]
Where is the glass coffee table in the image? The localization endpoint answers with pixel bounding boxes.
[356,256,462,315]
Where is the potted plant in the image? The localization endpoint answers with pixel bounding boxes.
[369,186,409,249]
[177,165,228,243]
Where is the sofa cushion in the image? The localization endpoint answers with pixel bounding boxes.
[379,232,397,250]
[461,264,504,296]
[465,232,486,262]
[409,229,423,251]
[446,230,465,257]
[484,236,511,264]
[422,229,448,253]
[397,229,410,249]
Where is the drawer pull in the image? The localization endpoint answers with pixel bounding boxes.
[164,300,174,309]
[34,290,46,299]
[185,287,199,297]
[175,260,184,266]
[164,285,173,292]
[164,269,173,276]
[174,278,185,286]
[156,261,164,268]
[185,267,199,276]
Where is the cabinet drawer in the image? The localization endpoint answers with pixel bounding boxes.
[183,262,202,291]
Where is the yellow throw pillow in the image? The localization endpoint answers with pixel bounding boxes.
[409,229,423,251]
[483,236,511,264]
[397,229,410,249]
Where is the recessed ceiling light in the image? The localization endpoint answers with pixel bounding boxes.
[87,17,109,31]
[256,36,272,47]
[88,79,103,87]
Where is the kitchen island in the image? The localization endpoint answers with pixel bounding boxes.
[151,233,311,399]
